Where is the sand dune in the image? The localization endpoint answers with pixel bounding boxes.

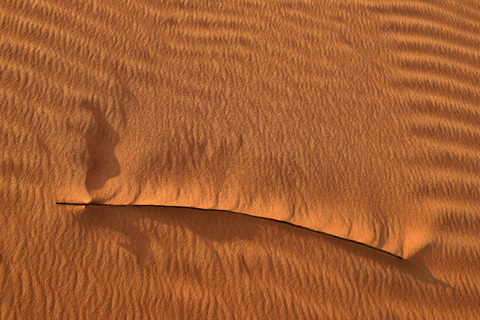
[1,0,480,318]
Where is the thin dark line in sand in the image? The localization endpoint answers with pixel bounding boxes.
[56,202,404,260]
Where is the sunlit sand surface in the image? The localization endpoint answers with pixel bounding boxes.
[1,0,480,318]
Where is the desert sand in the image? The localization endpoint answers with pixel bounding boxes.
[1,0,480,318]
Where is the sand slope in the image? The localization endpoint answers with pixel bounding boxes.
[1,0,480,318]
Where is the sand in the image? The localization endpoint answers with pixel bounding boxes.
[1,0,480,318]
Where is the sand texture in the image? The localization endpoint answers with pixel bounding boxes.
[1,0,480,318]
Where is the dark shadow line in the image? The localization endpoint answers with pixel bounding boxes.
[56,201,404,260]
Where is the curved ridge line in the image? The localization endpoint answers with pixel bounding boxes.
[55,202,404,260]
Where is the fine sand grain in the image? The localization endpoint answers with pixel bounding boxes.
[1,0,480,318]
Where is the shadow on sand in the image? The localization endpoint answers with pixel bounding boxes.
[75,203,452,289]
[80,99,121,198]
[77,205,261,262]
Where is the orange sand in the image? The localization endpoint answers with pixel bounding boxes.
[1,0,480,318]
